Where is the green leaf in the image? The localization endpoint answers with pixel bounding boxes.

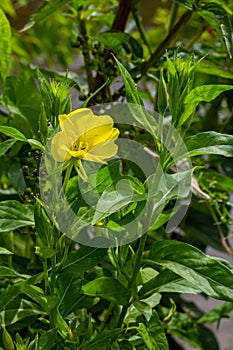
[196,168,233,193]
[82,277,128,305]
[61,245,106,274]
[0,298,42,326]
[23,0,72,30]
[137,311,168,350]
[56,273,82,317]
[93,31,143,58]
[0,266,28,278]
[92,176,146,224]
[0,200,34,232]
[196,61,233,80]
[35,246,57,260]
[0,283,22,311]
[2,72,41,138]
[114,55,143,106]
[27,139,44,151]
[21,284,56,313]
[0,126,27,142]
[148,240,233,301]
[86,329,121,350]
[179,85,233,125]
[197,302,233,324]
[198,3,233,58]
[34,199,53,247]
[173,0,193,10]
[38,329,57,350]
[0,139,17,157]
[185,131,233,158]
[0,247,13,255]
[140,269,201,299]
[0,8,11,81]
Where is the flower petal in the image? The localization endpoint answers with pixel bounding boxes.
[84,140,118,163]
[50,131,71,162]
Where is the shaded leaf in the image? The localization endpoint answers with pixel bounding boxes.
[179,85,233,125]
[185,131,233,158]
[82,277,128,305]
[0,139,17,157]
[148,240,233,301]
[0,8,11,81]
[86,329,121,350]
[61,245,107,274]
[0,126,27,142]
[0,200,34,232]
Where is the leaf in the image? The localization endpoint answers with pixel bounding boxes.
[38,329,57,350]
[0,126,27,142]
[0,200,34,232]
[173,0,193,10]
[198,3,233,58]
[56,273,82,317]
[0,266,28,278]
[0,283,22,311]
[137,311,168,350]
[0,139,17,157]
[0,298,42,326]
[197,302,233,324]
[27,139,44,151]
[21,284,57,313]
[82,277,128,305]
[140,269,201,299]
[184,131,233,158]
[0,8,11,81]
[34,199,53,247]
[86,329,121,350]
[114,55,143,106]
[179,85,233,125]
[2,72,41,138]
[92,176,146,224]
[0,247,13,255]
[196,61,233,80]
[61,245,107,274]
[93,31,143,58]
[22,0,72,31]
[35,246,57,260]
[148,240,233,301]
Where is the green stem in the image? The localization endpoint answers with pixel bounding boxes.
[117,233,147,328]
[62,161,73,194]
[99,302,115,331]
[42,260,49,295]
[78,14,93,93]
[168,2,179,32]
[50,254,56,294]
[132,5,152,55]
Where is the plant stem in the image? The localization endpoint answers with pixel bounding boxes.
[168,2,179,32]
[139,10,193,78]
[117,233,147,328]
[62,161,73,194]
[132,5,152,55]
[43,260,49,295]
[79,14,93,93]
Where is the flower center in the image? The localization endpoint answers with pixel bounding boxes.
[72,140,89,153]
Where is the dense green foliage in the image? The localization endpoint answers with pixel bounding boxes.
[0,0,233,349]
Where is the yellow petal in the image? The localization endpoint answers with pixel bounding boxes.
[50,131,71,162]
[84,140,118,163]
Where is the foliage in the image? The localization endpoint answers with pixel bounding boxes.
[0,0,233,349]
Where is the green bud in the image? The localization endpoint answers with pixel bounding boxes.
[2,326,15,350]
[157,69,168,116]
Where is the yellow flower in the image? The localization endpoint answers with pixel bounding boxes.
[51,108,119,164]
